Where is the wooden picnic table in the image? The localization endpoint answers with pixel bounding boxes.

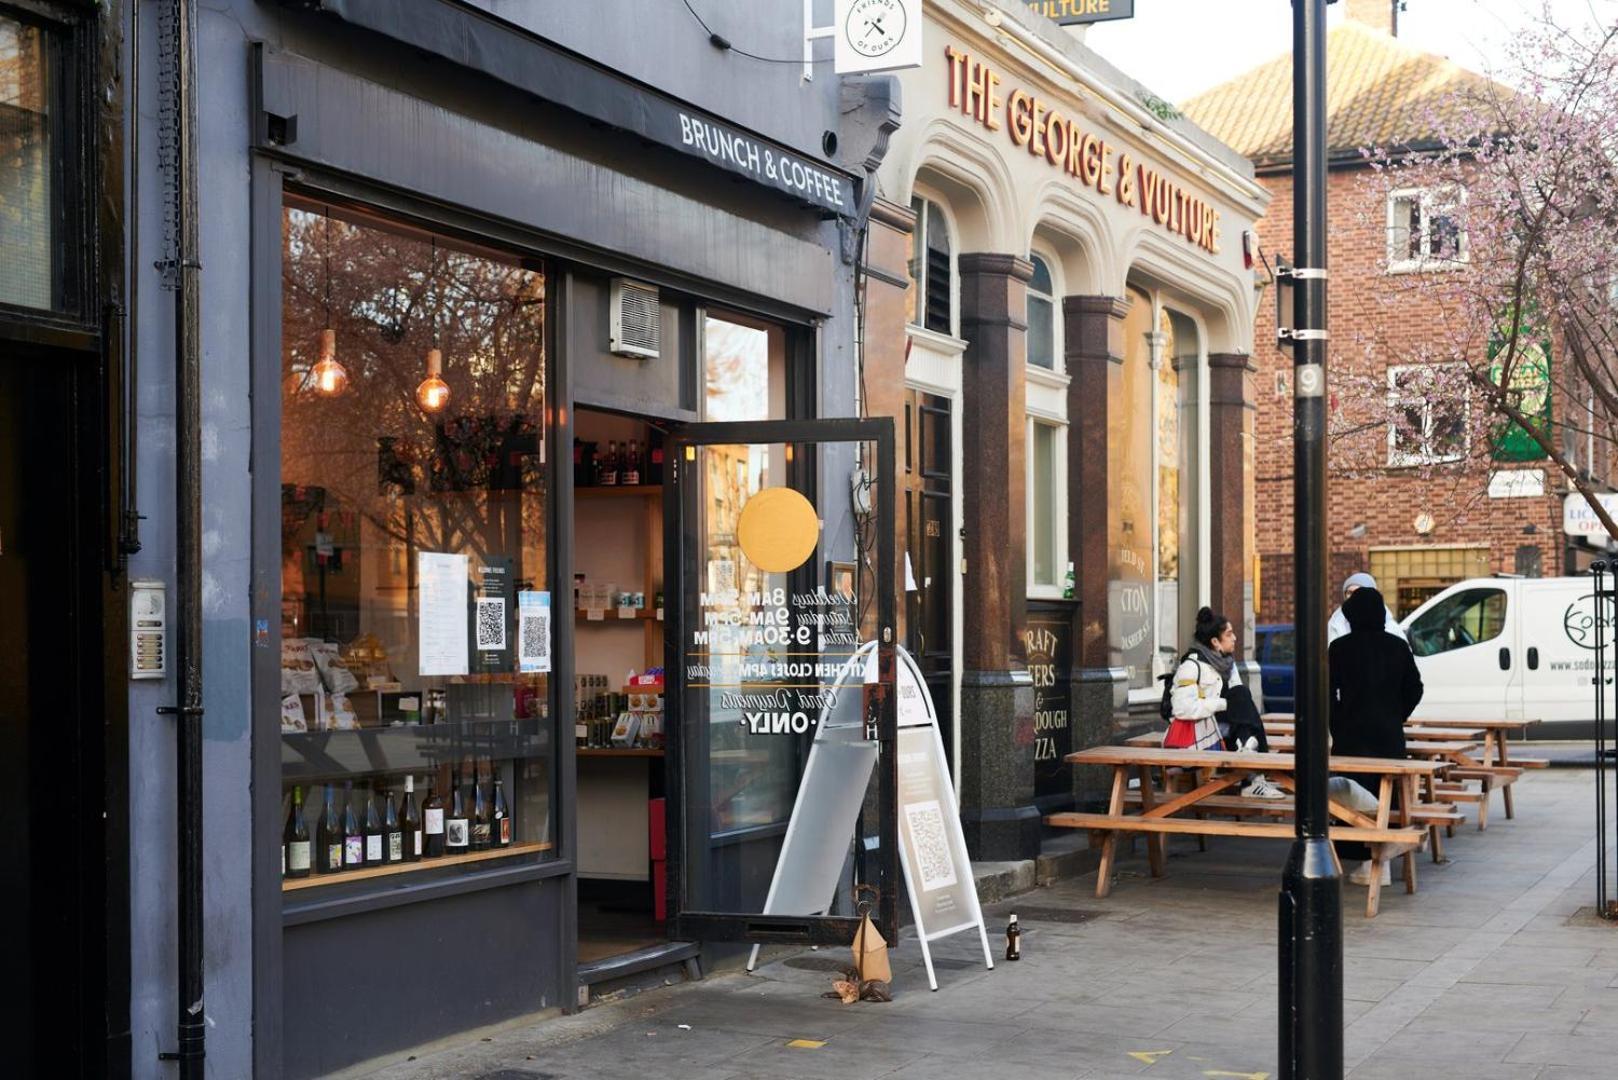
[1265,720,1484,743]
[1050,745,1447,917]
[1263,714,1545,824]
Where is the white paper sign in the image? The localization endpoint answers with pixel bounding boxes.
[834,0,924,75]
[1489,469,1546,499]
[417,552,470,676]
[518,591,552,674]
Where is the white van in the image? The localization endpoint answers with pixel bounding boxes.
[1399,576,1605,728]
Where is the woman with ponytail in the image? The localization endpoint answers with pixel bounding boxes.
[1164,607,1285,799]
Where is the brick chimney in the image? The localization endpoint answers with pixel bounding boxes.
[1345,0,1399,36]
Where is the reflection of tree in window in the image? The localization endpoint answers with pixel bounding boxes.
[1026,255,1055,370]
[1408,588,1507,657]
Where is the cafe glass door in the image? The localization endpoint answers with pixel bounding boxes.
[663,418,898,946]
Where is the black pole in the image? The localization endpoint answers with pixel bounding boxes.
[1594,563,1607,918]
[1278,0,1343,1076]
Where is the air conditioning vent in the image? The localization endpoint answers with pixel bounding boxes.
[609,278,661,360]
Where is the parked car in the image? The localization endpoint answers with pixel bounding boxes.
[1400,576,1604,736]
[1255,623,1296,714]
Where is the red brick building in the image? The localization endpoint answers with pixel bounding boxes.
[1183,0,1604,625]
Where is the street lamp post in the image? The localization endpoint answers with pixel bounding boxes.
[1278,0,1343,1077]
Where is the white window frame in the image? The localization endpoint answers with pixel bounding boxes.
[1387,363,1471,466]
[1387,185,1469,273]
[1025,251,1061,374]
[1025,416,1068,598]
[908,192,959,337]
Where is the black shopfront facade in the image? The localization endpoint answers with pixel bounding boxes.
[205,3,901,1076]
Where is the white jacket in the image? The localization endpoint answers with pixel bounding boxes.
[1326,604,1407,645]
[1169,652,1240,721]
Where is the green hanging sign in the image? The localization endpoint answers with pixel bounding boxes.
[1488,320,1552,462]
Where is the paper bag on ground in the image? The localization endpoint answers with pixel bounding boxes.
[851,913,891,984]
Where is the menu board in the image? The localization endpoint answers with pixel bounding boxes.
[417,552,469,676]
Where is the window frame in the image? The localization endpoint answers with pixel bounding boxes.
[1025,251,1060,373]
[1025,416,1068,598]
[907,193,956,337]
[1386,362,1470,467]
[1386,185,1469,274]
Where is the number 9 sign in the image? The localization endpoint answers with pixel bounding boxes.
[1295,363,1324,399]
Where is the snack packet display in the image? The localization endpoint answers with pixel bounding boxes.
[326,691,360,731]
[310,640,359,694]
[280,693,308,733]
[281,638,320,696]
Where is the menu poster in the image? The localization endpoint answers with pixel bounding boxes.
[470,558,515,674]
[1024,604,1074,800]
[897,725,974,933]
[418,552,470,676]
[518,591,551,674]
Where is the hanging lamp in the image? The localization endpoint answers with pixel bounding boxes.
[417,237,451,413]
[310,206,349,396]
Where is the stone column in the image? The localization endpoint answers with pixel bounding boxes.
[1208,352,1256,646]
[956,252,1039,861]
[1065,295,1130,805]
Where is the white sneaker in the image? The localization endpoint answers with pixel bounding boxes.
[1237,736,1259,754]
[1347,861,1392,886]
[1241,774,1287,800]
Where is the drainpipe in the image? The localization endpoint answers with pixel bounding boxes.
[120,0,143,566]
[155,0,205,1074]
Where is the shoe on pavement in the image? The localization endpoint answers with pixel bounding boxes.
[1237,736,1259,754]
[1241,774,1287,800]
[1348,861,1392,886]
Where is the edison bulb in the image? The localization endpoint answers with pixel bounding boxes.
[416,347,450,412]
[310,329,348,396]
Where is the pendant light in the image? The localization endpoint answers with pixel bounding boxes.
[416,237,451,413]
[310,206,349,396]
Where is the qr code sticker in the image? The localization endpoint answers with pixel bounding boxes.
[903,799,958,892]
[521,610,548,665]
[476,597,506,651]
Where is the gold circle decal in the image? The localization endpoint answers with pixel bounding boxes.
[736,487,819,573]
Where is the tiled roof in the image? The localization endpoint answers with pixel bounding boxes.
[1180,21,1510,167]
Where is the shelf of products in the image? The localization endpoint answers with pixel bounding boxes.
[576,748,665,758]
[283,840,553,892]
[575,484,662,499]
[575,609,658,622]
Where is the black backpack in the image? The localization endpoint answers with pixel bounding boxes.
[1157,650,1200,722]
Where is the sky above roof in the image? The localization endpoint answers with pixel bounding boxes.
[1082,0,1612,105]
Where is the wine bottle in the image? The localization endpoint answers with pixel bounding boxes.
[623,439,640,485]
[342,781,364,868]
[648,428,665,485]
[423,771,446,858]
[285,786,312,879]
[446,766,470,854]
[471,767,491,851]
[383,787,403,864]
[491,776,511,848]
[402,775,422,862]
[601,440,619,486]
[363,789,385,865]
[318,784,343,873]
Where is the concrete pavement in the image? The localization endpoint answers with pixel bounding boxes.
[352,768,1618,1079]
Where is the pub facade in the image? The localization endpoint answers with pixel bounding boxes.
[864,0,1270,857]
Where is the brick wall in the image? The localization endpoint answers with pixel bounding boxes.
[1252,165,1567,625]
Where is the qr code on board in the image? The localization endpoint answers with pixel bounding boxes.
[521,611,548,663]
[903,799,958,892]
[476,598,506,650]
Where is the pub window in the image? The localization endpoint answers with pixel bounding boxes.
[908,196,953,335]
[1026,419,1066,595]
[0,10,64,311]
[1026,254,1057,370]
[276,197,555,892]
[1387,363,1469,466]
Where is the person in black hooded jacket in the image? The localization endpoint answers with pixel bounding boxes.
[1328,584,1423,883]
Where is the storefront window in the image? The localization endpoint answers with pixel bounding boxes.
[0,14,54,309]
[1158,309,1201,662]
[277,199,554,891]
[907,197,953,335]
[1107,287,1156,687]
[1029,420,1059,589]
[1026,255,1056,370]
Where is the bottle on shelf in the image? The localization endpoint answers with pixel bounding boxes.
[590,442,603,486]
[423,770,446,858]
[342,781,365,869]
[363,788,385,866]
[402,774,422,862]
[284,786,312,880]
[446,765,471,854]
[601,440,619,486]
[471,765,491,851]
[492,775,511,847]
[383,786,403,864]
[318,784,343,873]
[648,427,665,485]
[623,438,641,485]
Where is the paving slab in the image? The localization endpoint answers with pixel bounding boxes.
[350,769,1618,1080]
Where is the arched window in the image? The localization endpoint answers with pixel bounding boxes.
[908,197,953,335]
[1026,254,1056,370]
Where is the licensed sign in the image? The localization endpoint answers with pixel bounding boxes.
[1026,0,1136,26]
[1564,492,1618,539]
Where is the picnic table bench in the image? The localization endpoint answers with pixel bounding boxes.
[1049,745,1447,917]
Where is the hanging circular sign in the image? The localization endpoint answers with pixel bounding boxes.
[737,487,819,573]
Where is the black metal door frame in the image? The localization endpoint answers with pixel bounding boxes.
[662,417,897,946]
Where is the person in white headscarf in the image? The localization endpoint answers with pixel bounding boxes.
[1326,572,1407,646]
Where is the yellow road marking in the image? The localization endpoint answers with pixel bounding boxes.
[1128,1050,1174,1064]
[787,1039,826,1049]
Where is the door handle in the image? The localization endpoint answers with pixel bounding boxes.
[1527,646,1539,670]
[1498,646,1511,670]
